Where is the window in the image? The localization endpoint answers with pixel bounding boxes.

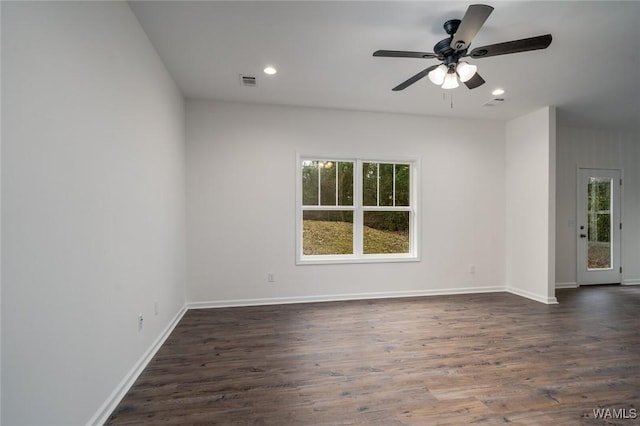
[297,155,419,264]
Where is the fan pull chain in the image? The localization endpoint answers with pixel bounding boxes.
[442,92,454,109]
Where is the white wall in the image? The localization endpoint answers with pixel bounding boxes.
[1,2,186,425]
[505,107,557,303]
[186,100,505,305]
[0,3,3,421]
[555,125,640,287]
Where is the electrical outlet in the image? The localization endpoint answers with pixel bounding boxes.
[138,314,144,331]
[267,272,275,283]
[469,264,476,274]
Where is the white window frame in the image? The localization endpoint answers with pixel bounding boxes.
[296,153,420,265]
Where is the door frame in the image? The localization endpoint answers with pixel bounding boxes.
[576,167,622,285]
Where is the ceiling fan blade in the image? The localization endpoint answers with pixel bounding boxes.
[392,65,439,91]
[450,4,494,51]
[374,50,438,59]
[463,72,485,89]
[468,34,552,58]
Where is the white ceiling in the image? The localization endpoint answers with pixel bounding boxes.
[129,1,640,131]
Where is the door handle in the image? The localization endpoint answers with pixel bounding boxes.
[580,234,587,238]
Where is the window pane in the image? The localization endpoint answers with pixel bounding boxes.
[587,177,612,269]
[301,161,319,206]
[337,162,353,206]
[395,164,410,206]
[379,163,394,206]
[320,161,337,206]
[362,162,377,206]
[303,210,353,255]
[363,211,410,254]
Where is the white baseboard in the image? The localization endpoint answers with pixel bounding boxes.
[556,282,579,289]
[87,304,188,426]
[556,280,640,287]
[187,286,506,310]
[506,286,558,304]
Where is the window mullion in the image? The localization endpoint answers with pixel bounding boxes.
[362,206,412,212]
[393,163,396,207]
[303,205,355,211]
[354,160,363,256]
[376,163,380,207]
[317,162,321,205]
[335,162,339,206]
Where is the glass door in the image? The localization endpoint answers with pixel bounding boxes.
[576,169,621,285]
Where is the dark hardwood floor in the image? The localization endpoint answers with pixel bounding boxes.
[106,286,640,425]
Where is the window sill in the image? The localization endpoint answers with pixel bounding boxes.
[297,253,420,266]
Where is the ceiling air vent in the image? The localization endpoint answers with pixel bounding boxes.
[240,74,257,87]
[483,98,505,107]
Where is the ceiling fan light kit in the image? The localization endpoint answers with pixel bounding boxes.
[456,62,477,83]
[427,64,447,85]
[442,72,460,89]
[373,4,552,92]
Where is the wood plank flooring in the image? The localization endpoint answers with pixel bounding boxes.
[106,286,640,425]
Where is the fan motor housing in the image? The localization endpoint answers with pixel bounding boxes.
[433,38,453,56]
[434,37,467,65]
[443,19,461,35]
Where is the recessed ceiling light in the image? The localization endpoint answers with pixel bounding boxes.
[263,66,277,75]
[492,88,505,96]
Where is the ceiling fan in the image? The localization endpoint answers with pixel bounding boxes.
[373,4,552,91]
